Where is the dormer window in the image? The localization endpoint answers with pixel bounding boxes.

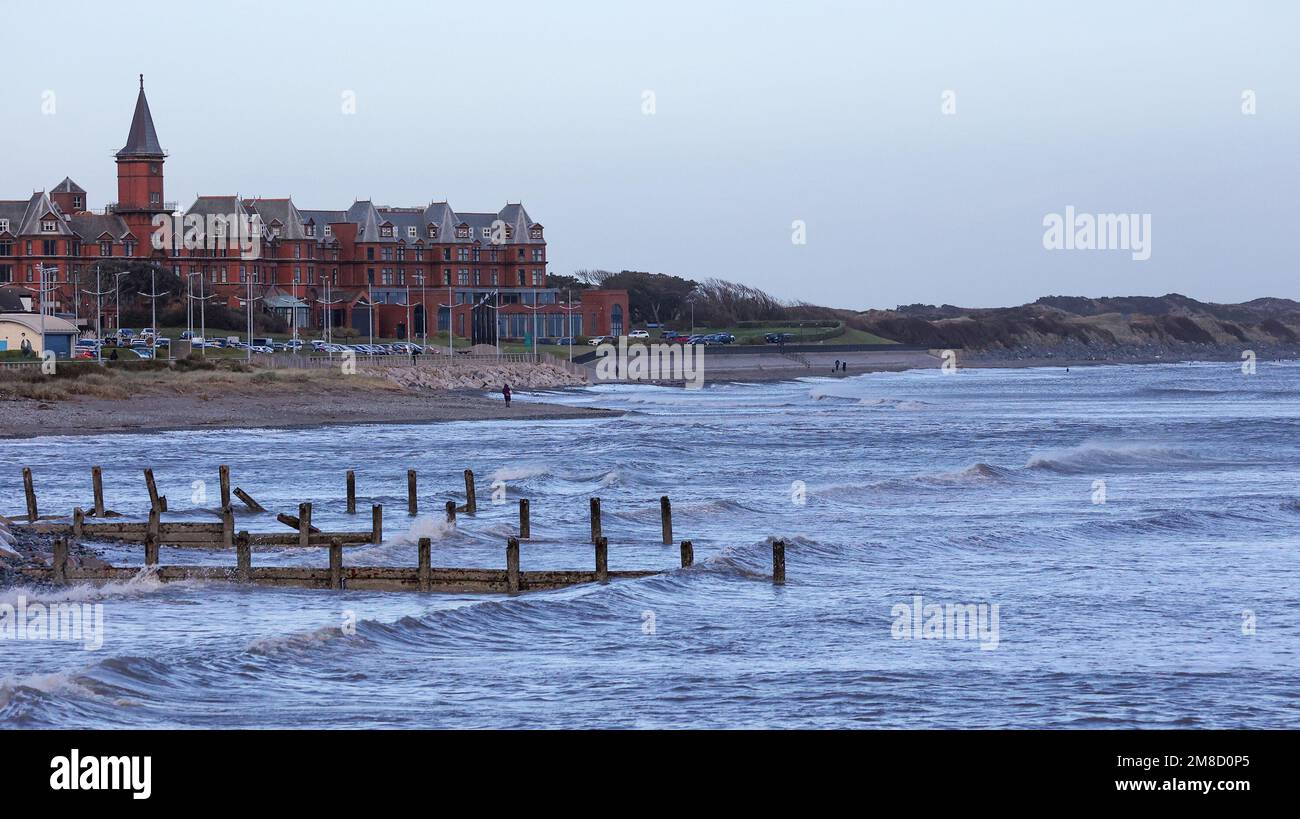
[324,225,333,236]
[41,220,57,233]
[407,226,417,238]
[427,225,437,238]
[380,226,393,238]
[481,227,491,238]
[456,227,469,239]
[306,225,316,237]
[0,219,9,233]
[530,228,543,239]
[271,226,281,237]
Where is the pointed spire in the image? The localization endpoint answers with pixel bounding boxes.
[117,75,164,159]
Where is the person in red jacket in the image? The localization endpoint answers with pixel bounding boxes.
[502,383,512,406]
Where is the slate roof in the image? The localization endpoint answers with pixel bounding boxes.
[117,78,165,158]
[52,177,86,194]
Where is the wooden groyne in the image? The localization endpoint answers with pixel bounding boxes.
[9,465,789,593]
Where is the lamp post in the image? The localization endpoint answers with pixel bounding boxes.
[436,283,455,359]
[235,278,263,363]
[84,264,115,365]
[137,265,169,360]
[187,272,218,358]
[33,263,59,360]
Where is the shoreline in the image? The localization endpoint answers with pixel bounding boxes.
[0,388,620,441]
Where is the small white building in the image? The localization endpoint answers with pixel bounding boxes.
[0,312,80,358]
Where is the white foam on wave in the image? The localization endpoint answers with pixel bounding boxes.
[0,568,197,607]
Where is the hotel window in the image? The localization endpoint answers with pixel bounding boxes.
[457,248,468,261]
[530,228,542,239]
[382,269,393,285]
[407,227,417,238]
[240,267,247,283]
[443,269,451,285]
[456,227,469,238]
[457,269,469,285]
[271,226,281,237]
[443,248,451,261]
[481,227,491,238]
[532,249,543,261]
[221,268,228,283]
[366,248,375,261]
[382,247,393,261]
[0,219,8,232]
[473,271,480,285]
[42,220,57,233]
[517,268,526,286]
[0,265,10,283]
[150,192,161,205]
[397,246,405,261]
[73,196,83,209]
[517,249,525,260]
[308,266,315,282]
[381,226,393,238]
[43,240,57,255]
[398,270,405,285]
[124,240,136,256]
[306,225,316,237]
[427,226,437,238]
[324,225,332,236]
[294,246,302,259]
[367,268,375,284]
[0,240,11,256]
[294,268,302,283]
[415,248,423,262]
[99,240,112,256]
[490,270,498,286]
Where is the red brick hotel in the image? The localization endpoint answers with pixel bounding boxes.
[0,78,627,341]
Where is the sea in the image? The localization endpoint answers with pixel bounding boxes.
[2,361,1298,728]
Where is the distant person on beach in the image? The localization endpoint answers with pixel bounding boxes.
[834,359,840,372]
[503,383,512,406]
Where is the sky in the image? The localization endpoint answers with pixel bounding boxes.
[1,0,1296,310]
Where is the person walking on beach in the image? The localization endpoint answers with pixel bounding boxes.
[503,383,512,407]
[834,359,840,373]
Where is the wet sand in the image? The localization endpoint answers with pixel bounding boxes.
[0,386,619,440]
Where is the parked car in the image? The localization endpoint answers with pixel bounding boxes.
[686,335,707,345]
[249,345,274,354]
[155,337,170,347]
[587,336,608,346]
[555,337,575,346]
[628,329,650,339]
[764,332,795,344]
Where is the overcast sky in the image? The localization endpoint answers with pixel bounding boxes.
[2,1,1295,310]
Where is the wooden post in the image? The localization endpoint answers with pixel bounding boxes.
[73,507,85,540]
[660,495,672,545]
[233,487,266,512]
[144,468,167,513]
[22,467,37,522]
[53,537,69,582]
[445,500,456,524]
[418,537,431,592]
[91,465,105,517]
[52,538,68,585]
[407,469,418,515]
[463,469,477,514]
[372,504,383,543]
[236,530,251,582]
[145,507,160,567]
[346,470,356,514]
[589,497,602,544]
[329,538,343,589]
[595,536,608,583]
[772,539,786,585]
[298,502,311,549]
[680,539,694,568]
[219,464,231,509]
[222,505,234,551]
[519,499,530,539]
[506,536,520,593]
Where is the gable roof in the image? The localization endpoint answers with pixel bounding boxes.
[52,177,86,195]
[17,192,74,237]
